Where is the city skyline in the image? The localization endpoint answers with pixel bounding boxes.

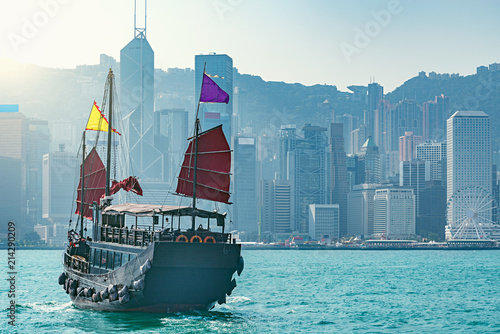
[1,0,500,92]
[1,1,500,244]
[1,2,499,331]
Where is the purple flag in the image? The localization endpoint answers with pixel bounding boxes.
[200,74,229,103]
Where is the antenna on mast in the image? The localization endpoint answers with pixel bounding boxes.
[134,0,147,38]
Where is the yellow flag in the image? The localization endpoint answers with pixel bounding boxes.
[85,101,121,135]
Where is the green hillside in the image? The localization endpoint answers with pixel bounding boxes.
[386,71,500,147]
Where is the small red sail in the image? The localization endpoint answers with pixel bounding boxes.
[75,147,106,220]
[176,125,231,204]
[110,176,143,196]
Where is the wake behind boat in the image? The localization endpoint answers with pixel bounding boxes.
[59,69,243,312]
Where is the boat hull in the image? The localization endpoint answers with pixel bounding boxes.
[64,241,242,313]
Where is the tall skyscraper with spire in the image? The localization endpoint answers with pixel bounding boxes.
[120,0,163,182]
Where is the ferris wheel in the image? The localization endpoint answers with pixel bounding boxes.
[446,186,497,240]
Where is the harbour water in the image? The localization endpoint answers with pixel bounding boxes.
[1,249,499,333]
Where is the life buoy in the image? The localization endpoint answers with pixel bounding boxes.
[176,235,188,242]
[204,236,216,243]
[190,235,202,243]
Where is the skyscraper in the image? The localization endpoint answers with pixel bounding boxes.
[387,99,422,152]
[330,123,348,236]
[277,125,297,180]
[351,124,368,155]
[234,87,247,132]
[0,111,27,237]
[367,82,383,146]
[374,187,415,237]
[260,179,274,233]
[154,108,189,184]
[233,135,258,236]
[418,181,446,240]
[26,119,50,227]
[42,150,78,226]
[380,151,400,183]
[0,111,50,238]
[261,179,293,235]
[273,180,292,234]
[399,131,423,162]
[358,137,380,184]
[447,111,492,224]
[120,5,162,182]
[336,114,359,155]
[195,54,233,141]
[347,183,380,237]
[289,125,328,233]
[308,204,340,240]
[86,137,119,182]
[399,159,430,216]
[422,95,449,142]
[416,141,447,186]
[346,155,363,191]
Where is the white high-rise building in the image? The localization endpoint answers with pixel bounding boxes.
[308,204,340,240]
[347,184,381,237]
[447,111,491,225]
[373,188,415,237]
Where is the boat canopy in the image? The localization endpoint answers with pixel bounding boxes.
[103,203,227,222]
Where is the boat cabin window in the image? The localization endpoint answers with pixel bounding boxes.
[102,214,125,228]
[114,252,122,269]
[106,251,113,270]
[121,254,127,267]
[100,250,107,269]
[93,249,101,267]
[89,248,138,271]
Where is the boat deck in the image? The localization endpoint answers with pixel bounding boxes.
[99,226,233,247]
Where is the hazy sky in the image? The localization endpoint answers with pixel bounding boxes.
[1,0,499,92]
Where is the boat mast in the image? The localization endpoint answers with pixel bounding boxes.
[105,69,114,197]
[191,63,206,230]
[191,119,199,230]
[79,130,86,237]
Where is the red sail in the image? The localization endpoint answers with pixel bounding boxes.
[176,125,231,204]
[110,176,143,196]
[75,147,106,220]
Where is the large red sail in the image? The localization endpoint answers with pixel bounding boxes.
[75,147,106,219]
[176,125,231,204]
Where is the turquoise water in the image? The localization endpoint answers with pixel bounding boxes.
[1,250,499,333]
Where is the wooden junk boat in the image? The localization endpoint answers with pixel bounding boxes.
[59,68,243,312]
